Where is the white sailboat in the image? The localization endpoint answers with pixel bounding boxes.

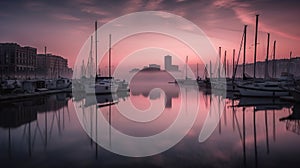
[236,16,294,97]
[237,80,290,97]
[84,23,120,95]
[85,78,118,95]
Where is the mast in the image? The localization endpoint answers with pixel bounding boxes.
[209,60,212,79]
[265,33,270,79]
[243,25,247,79]
[196,63,199,79]
[95,21,98,77]
[272,40,276,78]
[204,64,208,80]
[109,34,112,78]
[224,50,227,78]
[87,36,93,78]
[44,46,47,79]
[253,14,259,79]
[232,49,235,79]
[218,47,221,79]
[185,56,188,80]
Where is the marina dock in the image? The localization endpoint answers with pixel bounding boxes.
[0,88,71,102]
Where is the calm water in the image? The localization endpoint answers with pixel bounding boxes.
[1,73,300,168]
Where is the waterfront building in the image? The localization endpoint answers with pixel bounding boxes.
[236,57,300,78]
[164,55,179,71]
[0,43,72,80]
[0,43,37,79]
[149,64,161,69]
[36,53,73,79]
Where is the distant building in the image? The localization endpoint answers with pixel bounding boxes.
[236,57,300,78]
[36,53,73,79]
[0,42,72,80]
[129,68,140,73]
[164,55,179,71]
[0,43,37,79]
[165,55,172,70]
[149,64,161,69]
[141,64,161,71]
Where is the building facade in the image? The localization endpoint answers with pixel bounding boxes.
[0,43,72,80]
[0,43,37,79]
[149,64,161,69]
[36,53,72,79]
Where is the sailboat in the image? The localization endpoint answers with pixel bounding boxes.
[236,15,294,97]
[176,56,197,85]
[98,33,129,92]
[85,22,119,95]
[197,64,211,89]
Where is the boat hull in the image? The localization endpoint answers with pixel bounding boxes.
[237,84,289,97]
[85,84,118,95]
[291,89,300,102]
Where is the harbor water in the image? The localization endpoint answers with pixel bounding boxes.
[1,72,300,168]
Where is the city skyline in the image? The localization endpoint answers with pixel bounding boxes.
[0,0,300,68]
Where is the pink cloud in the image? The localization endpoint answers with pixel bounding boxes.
[122,0,144,14]
[212,0,300,41]
[52,13,81,21]
[144,0,164,10]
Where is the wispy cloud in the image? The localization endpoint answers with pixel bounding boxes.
[81,6,110,16]
[144,0,164,10]
[122,0,144,14]
[52,13,81,21]
[212,0,300,40]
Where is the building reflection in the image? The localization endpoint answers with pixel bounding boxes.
[0,93,71,158]
[129,71,180,108]
[1,88,300,166]
[131,84,179,108]
[280,103,300,135]
[0,93,71,128]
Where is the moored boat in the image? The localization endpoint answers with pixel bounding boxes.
[290,87,300,102]
[236,80,291,97]
[85,77,118,95]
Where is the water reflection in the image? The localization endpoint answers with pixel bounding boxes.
[130,71,180,108]
[0,93,71,160]
[1,78,300,167]
[280,104,300,135]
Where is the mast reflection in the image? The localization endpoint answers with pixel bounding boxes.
[0,93,71,158]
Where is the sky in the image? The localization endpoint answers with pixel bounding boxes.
[1,0,300,69]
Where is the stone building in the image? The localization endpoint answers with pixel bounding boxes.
[0,43,72,80]
[0,43,37,79]
[36,53,72,79]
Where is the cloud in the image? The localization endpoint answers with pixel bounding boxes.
[52,13,81,21]
[153,12,175,19]
[144,0,164,10]
[81,6,110,16]
[212,0,300,41]
[122,0,144,14]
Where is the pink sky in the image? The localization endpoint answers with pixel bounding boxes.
[1,0,299,68]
